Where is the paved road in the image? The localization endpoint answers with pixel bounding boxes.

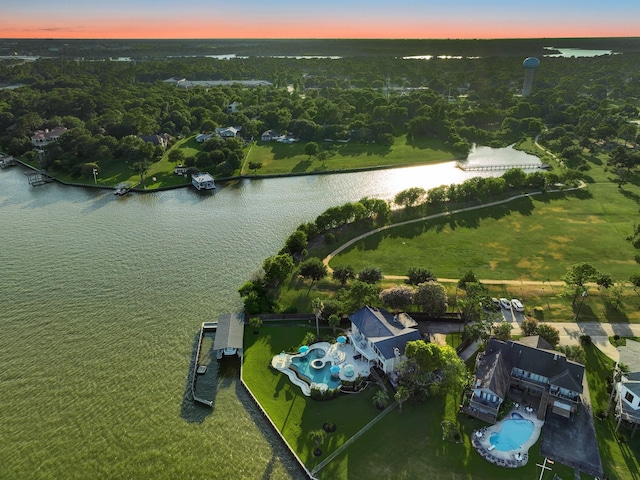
[429,321,640,362]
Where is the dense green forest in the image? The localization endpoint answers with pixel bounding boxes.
[1,44,639,180]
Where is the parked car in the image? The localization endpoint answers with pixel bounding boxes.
[511,299,524,312]
[484,297,500,311]
[499,298,511,309]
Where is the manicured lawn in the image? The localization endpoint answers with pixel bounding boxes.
[321,376,579,479]
[242,325,383,473]
[584,344,640,480]
[246,135,464,175]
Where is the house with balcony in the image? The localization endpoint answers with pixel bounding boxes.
[347,306,421,375]
[464,336,584,423]
[610,339,640,437]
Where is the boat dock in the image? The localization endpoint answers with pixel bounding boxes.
[191,321,217,407]
[25,171,54,186]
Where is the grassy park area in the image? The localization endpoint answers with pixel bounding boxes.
[245,135,463,175]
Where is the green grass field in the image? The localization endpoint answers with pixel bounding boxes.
[246,135,464,175]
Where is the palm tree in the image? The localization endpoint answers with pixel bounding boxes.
[373,389,389,410]
[328,314,340,335]
[311,298,324,337]
[394,386,409,413]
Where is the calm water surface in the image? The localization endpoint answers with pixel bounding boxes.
[0,150,539,479]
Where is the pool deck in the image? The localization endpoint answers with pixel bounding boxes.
[471,407,544,468]
[270,341,371,396]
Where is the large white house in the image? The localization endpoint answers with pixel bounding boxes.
[610,340,640,437]
[347,306,421,374]
[31,127,67,147]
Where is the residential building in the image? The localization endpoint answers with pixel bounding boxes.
[348,306,422,374]
[31,126,67,147]
[610,340,640,437]
[612,370,640,436]
[261,130,278,142]
[227,101,241,114]
[215,126,241,138]
[173,164,188,175]
[464,337,584,423]
[140,133,171,148]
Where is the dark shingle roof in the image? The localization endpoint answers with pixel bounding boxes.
[349,306,421,359]
[477,337,585,397]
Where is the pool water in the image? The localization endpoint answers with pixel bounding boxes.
[291,356,341,389]
[489,413,535,452]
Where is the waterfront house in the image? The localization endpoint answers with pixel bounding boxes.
[191,172,215,191]
[348,306,421,374]
[31,126,67,147]
[464,337,585,423]
[610,340,640,437]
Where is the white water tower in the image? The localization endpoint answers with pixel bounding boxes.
[522,57,540,96]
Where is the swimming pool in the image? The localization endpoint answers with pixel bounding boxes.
[291,355,341,389]
[489,413,535,452]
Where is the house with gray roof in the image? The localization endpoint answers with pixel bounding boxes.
[348,306,422,374]
[465,337,585,423]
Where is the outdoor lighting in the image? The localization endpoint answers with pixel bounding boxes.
[92,168,98,184]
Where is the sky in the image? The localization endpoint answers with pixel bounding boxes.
[1,0,639,39]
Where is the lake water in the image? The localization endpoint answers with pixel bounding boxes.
[0,148,540,478]
[543,47,616,58]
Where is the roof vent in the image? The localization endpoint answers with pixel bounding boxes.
[553,354,558,361]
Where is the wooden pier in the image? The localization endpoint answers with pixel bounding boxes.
[455,162,550,172]
[191,321,218,407]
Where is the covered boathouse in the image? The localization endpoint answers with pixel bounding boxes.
[213,313,245,359]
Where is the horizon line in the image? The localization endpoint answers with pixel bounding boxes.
[2,36,640,41]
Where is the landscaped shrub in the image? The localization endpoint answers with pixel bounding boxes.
[310,386,341,400]
[533,306,544,320]
[301,331,316,346]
